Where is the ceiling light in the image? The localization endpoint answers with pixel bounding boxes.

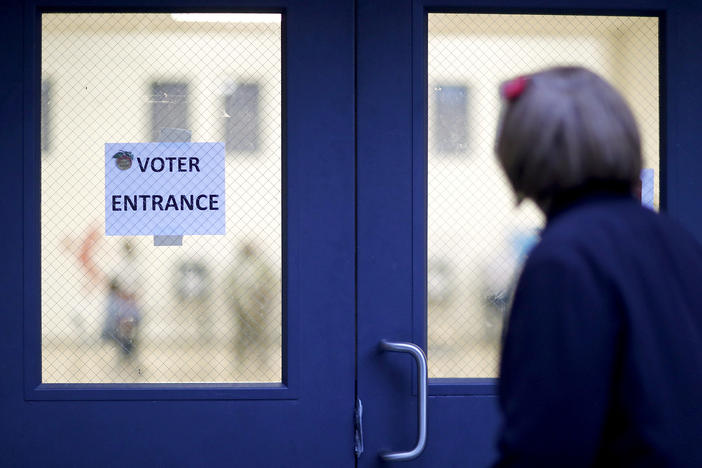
[171,13,281,24]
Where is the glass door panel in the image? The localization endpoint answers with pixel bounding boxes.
[427,13,659,378]
[41,13,282,383]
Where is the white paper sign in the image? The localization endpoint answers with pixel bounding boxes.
[105,142,225,236]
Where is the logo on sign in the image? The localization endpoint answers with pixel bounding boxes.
[113,150,134,170]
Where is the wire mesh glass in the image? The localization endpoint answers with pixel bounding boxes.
[41,13,282,383]
[427,14,659,378]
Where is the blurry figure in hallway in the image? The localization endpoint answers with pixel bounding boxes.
[102,240,142,358]
[174,260,213,341]
[227,242,277,378]
[481,229,539,341]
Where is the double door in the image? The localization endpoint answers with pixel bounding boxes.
[2,0,699,466]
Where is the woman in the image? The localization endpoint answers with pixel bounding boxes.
[494,67,702,467]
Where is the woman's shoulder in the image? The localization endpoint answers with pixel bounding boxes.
[535,197,702,270]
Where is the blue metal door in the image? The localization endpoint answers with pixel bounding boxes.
[1,1,355,466]
[357,1,702,466]
[3,0,702,466]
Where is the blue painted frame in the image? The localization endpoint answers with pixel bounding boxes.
[23,0,300,401]
[4,0,701,463]
[412,0,667,398]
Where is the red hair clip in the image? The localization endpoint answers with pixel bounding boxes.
[501,76,529,101]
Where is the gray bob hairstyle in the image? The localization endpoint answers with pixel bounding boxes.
[495,66,642,211]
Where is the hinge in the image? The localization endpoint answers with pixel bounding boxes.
[354,398,364,458]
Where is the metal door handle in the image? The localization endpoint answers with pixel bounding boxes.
[379,340,428,462]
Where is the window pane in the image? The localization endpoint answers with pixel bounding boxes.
[41,13,282,383]
[427,14,659,378]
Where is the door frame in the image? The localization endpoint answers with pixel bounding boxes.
[3,0,702,464]
[23,0,301,401]
[413,0,667,397]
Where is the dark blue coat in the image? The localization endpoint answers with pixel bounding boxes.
[496,193,702,467]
